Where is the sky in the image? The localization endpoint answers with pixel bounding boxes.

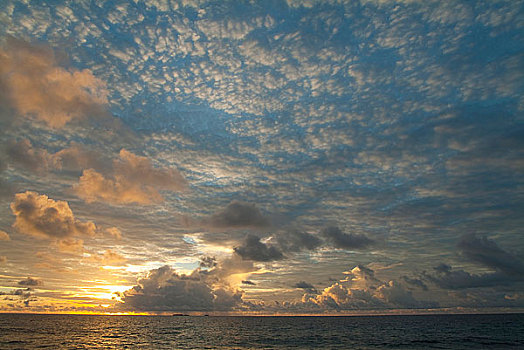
[0,0,522,315]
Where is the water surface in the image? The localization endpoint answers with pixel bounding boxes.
[0,313,522,349]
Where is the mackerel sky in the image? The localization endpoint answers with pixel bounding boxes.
[0,0,523,314]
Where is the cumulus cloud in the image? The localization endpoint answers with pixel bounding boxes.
[0,230,10,241]
[18,277,43,286]
[301,265,435,310]
[10,191,96,239]
[0,38,108,128]
[234,234,284,262]
[458,234,524,276]
[321,226,374,250]
[74,149,187,205]
[201,201,270,229]
[105,227,122,240]
[119,265,243,312]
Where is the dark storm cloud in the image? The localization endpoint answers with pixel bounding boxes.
[402,276,428,291]
[234,234,284,262]
[321,226,374,250]
[424,235,524,289]
[424,267,520,290]
[274,229,322,253]
[18,277,43,286]
[203,201,270,229]
[293,281,317,293]
[434,263,452,274]
[120,265,242,312]
[241,280,256,285]
[458,234,524,276]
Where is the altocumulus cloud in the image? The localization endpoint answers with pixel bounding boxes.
[10,191,96,239]
[75,149,187,205]
[119,265,242,312]
[0,38,108,128]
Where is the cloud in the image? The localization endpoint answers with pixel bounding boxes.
[0,256,6,264]
[424,235,524,290]
[424,265,524,290]
[2,139,110,174]
[272,229,322,253]
[201,201,270,229]
[52,143,109,172]
[10,191,96,239]
[4,139,53,173]
[90,249,127,266]
[402,276,428,291]
[56,238,84,254]
[0,230,10,241]
[199,256,217,268]
[0,38,108,128]
[241,280,256,285]
[18,277,43,286]
[234,234,284,262]
[0,288,32,299]
[373,280,425,308]
[321,226,375,250]
[74,149,187,205]
[301,265,436,310]
[293,281,317,293]
[105,227,122,240]
[119,265,243,312]
[457,234,524,276]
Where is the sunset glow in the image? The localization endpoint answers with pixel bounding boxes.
[0,0,523,319]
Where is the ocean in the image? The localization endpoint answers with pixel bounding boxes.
[0,313,522,349]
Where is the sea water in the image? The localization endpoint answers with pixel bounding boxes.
[0,313,522,349]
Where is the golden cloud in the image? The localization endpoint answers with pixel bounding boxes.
[10,191,96,239]
[74,149,187,205]
[0,230,10,241]
[0,38,108,128]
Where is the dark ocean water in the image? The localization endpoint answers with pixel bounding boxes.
[0,313,523,349]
